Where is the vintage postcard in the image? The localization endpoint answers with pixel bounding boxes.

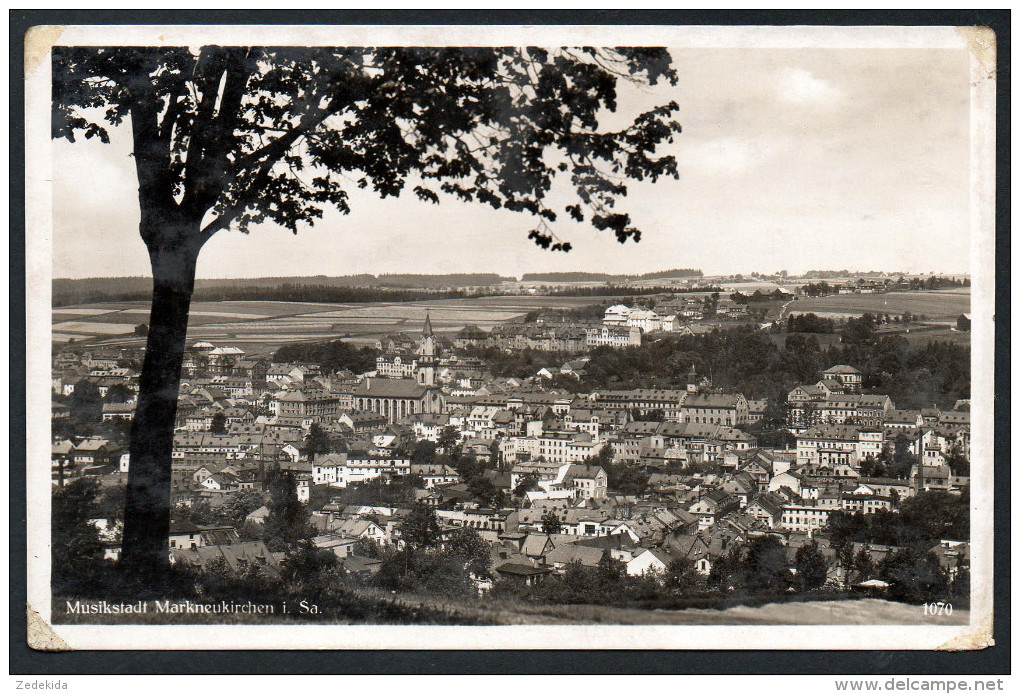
[23,23,997,651]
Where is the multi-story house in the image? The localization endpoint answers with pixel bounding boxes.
[311,452,411,488]
[591,388,687,420]
[276,388,343,424]
[375,352,419,378]
[796,424,884,470]
[822,364,863,393]
[780,502,832,532]
[584,325,642,348]
[679,393,749,427]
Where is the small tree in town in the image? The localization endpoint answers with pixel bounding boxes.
[263,463,309,547]
[446,526,492,578]
[103,383,135,404]
[741,535,791,593]
[399,503,442,550]
[793,540,829,591]
[303,422,336,458]
[436,426,462,456]
[512,473,540,499]
[663,557,705,596]
[540,510,563,535]
[879,546,948,603]
[209,411,227,434]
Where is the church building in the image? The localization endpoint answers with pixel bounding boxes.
[352,315,445,422]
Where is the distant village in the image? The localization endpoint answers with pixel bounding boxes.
[51,292,971,605]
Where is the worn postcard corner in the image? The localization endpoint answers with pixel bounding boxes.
[936,616,994,652]
[27,604,72,652]
[954,26,996,76]
[24,26,63,79]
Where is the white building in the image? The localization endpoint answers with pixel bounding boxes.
[585,325,642,348]
[311,452,411,488]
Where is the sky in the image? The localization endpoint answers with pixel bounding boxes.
[51,45,973,280]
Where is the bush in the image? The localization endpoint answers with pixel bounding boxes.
[879,546,949,603]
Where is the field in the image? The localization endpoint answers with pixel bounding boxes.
[788,290,970,323]
[51,288,973,355]
[51,295,616,355]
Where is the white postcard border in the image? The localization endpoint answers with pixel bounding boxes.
[24,23,997,651]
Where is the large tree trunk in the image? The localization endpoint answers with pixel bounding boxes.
[119,221,202,581]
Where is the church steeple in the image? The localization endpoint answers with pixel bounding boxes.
[686,364,699,394]
[417,313,437,386]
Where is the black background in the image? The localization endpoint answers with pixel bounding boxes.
[9,8,1011,675]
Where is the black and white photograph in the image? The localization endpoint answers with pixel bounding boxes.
[20,20,999,654]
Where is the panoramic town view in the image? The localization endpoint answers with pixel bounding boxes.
[38,36,980,632]
[50,269,972,625]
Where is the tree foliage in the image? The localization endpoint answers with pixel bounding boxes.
[826,491,969,549]
[54,46,681,249]
[793,540,829,590]
[52,478,107,587]
[304,423,343,457]
[273,340,378,374]
[263,463,310,546]
[446,527,492,578]
[663,557,706,595]
[536,325,968,409]
[437,426,462,455]
[787,313,836,334]
[512,473,540,498]
[740,535,792,593]
[540,510,563,535]
[372,547,476,598]
[69,380,103,425]
[878,546,949,603]
[209,411,227,434]
[399,504,442,550]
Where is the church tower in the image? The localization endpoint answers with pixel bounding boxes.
[686,364,699,394]
[416,313,437,387]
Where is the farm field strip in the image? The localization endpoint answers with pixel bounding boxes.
[52,321,137,335]
[51,308,118,317]
[307,307,528,321]
[112,308,272,319]
[790,291,969,318]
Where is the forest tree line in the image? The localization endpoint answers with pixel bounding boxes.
[474,324,968,410]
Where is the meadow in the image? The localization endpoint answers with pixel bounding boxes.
[789,290,970,322]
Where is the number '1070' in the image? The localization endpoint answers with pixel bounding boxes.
[923,602,953,616]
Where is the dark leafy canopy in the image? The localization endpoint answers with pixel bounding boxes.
[541,510,563,534]
[400,503,442,550]
[879,546,949,603]
[826,491,969,549]
[794,541,829,590]
[273,340,378,374]
[263,463,310,545]
[52,478,107,578]
[53,46,681,250]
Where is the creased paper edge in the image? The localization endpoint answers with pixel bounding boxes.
[936,614,994,651]
[955,26,997,77]
[24,25,63,79]
[27,603,72,652]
